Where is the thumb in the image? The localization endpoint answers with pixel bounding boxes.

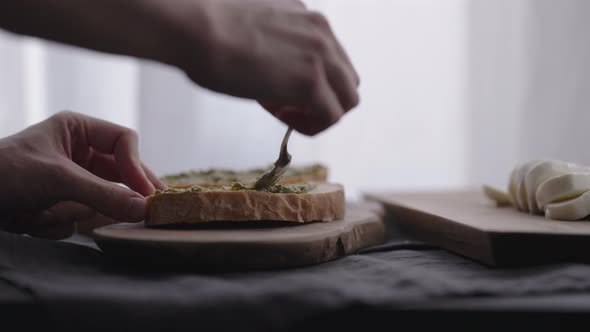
[63,164,148,222]
[260,103,315,135]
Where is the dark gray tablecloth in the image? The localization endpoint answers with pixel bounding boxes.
[3,225,590,331]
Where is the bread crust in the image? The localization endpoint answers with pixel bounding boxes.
[146,182,345,226]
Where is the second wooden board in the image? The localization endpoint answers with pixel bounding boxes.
[366,190,590,267]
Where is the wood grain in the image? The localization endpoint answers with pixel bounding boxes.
[365,190,590,266]
[92,205,385,271]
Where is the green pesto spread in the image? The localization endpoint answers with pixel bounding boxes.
[230,182,313,193]
[160,164,325,186]
[155,182,314,195]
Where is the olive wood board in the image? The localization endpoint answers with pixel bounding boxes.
[365,190,590,267]
[92,204,385,271]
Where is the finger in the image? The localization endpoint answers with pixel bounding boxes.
[63,163,147,222]
[271,106,312,132]
[323,28,360,87]
[111,132,156,195]
[305,12,359,110]
[142,163,167,190]
[29,223,75,240]
[292,0,307,8]
[306,73,344,135]
[4,202,94,238]
[86,151,165,191]
[304,11,360,86]
[32,201,96,226]
[76,213,119,235]
[74,115,155,196]
[325,55,359,112]
[259,101,281,111]
[86,150,123,183]
[3,213,34,234]
[273,74,343,136]
[275,0,306,8]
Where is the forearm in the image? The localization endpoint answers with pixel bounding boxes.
[0,0,191,66]
[0,0,360,136]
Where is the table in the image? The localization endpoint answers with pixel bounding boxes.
[3,222,590,331]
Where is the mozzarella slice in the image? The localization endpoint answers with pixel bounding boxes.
[536,172,590,209]
[508,166,519,209]
[485,159,590,221]
[514,160,542,212]
[545,190,590,221]
[482,184,513,207]
[523,160,572,214]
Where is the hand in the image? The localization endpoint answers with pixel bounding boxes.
[1,0,360,136]
[0,111,166,239]
[175,0,360,135]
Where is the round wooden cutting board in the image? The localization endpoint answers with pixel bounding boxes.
[92,205,385,271]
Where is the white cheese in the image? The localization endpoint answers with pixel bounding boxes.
[545,190,590,221]
[536,172,590,210]
[482,184,513,207]
[484,159,590,221]
[523,160,572,213]
[511,160,541,212]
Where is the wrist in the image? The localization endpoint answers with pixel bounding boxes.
[0,0,194,71]
[156,0,215,80]
[136,0,208,73]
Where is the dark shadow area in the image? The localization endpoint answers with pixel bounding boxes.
[296,306,590,332]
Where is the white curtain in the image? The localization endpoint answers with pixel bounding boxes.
[467,0,590,188]
[4,0,584,199]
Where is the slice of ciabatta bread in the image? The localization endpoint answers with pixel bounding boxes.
[146,182,345,226]
[160,164,328,188]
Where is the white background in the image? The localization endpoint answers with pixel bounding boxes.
[1,0,588,200]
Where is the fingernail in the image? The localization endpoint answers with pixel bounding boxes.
[156,181,168,190]
[140,168,157,194]
[147,182,156,194]
[124,197,147,222]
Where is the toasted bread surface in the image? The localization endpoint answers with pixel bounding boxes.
[146,182,345,226]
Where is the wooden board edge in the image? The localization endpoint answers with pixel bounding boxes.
[487,231,590,266]
[381,203,497,266]
[365,192,590,267]
[93,208,386,271]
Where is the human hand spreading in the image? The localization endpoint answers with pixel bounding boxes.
[178,0,360,135]
[0,111,165,239]
[1,0,360,136]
